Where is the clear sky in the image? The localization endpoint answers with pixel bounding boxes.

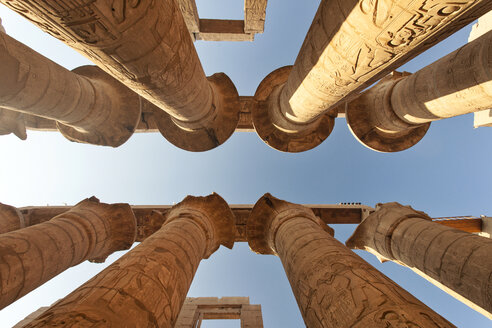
[0,1,491,327]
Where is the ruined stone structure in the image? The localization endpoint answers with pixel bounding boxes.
[175,297,263,328]
[1,194,490,326]
[346,202,492,319]
[1,0,492,326]
[0,0,491,152]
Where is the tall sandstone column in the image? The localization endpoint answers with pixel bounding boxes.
[23,194,236,327]
[252,0,492,152]
[0,197,136,310]
[247,194,454,328]
[346,30,492,152]
[0,30,142,146]
[346,202,492,319]
[0,0,240,151]
[0,202,26,234]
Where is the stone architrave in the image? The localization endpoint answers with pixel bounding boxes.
[0,202,26,234]
[0,0,240,151]
[251,0,492,152]
[0,197,136,310]
[0,31,142,147]
[347,30,492,152]
[247,194,454,328]
[346,202,492,319]
[23,194,235,327]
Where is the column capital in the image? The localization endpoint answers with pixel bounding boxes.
[251,66,335,153]
[346,73,430,153]
[247,193,333,255]
[69,197,137,263]
[166,193,235,257]
[346,202,431,262]
[0,202,26,233]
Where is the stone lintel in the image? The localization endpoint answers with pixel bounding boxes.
[175,297,263,328]
[247,193,334,255]
[197,19,254,42]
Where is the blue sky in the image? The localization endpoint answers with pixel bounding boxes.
[0,1,491,327]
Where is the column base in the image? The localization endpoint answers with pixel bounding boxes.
[252,67,335,153]
[153,73,240,152]
[57,66,141,148]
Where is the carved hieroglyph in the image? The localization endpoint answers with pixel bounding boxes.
[0,31,141,147]
[0,202,26,234]
[347,29,492,152]
[0,197,136,310]
[23,194,235,327]
[251,0,492,152]
[247,194,454,328]
[0,0,240,151]
[346,202,492,319]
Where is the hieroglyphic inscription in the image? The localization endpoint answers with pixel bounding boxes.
[281,0,492,123]
[248,195,454,327]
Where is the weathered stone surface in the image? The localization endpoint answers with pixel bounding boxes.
[347,202,492,318]
[0,0,240,151]
[281,0,492,124]
[0,197,136,310]
[252,66,336,152]
[23,194,235,327]
[252,0,492,152]
[0,17,5,33]
[175,296,263,327]
[244,0,268,33]
[248,194,454,328]
[347,29,492,152]
[0,202,26,234]
[0,31,141,147]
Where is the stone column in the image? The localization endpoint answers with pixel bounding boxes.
[1,0,240,151]
[0,197,136,310]
[247,194,454,328]
[251,0,492,152]
[0,202,26,234]
[347,29,492,152]
[0,31,141,147]
[23,194,236,327]
[346,202,492,319]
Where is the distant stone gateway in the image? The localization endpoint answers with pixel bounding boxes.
[1,194,491,326]
[1,1,492,327]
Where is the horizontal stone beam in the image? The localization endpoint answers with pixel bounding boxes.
[17,204,373,242]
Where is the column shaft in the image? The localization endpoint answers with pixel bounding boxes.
[391,30,492,124]
[22,194,235,327]
[347,203,492,318]
[248,194,453,328]
[0,31,141,146]
[346,29,492,152]
[278,0,492,125]
[0,197,136,310]
[0,203,25,234]
[0,1,240,151]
